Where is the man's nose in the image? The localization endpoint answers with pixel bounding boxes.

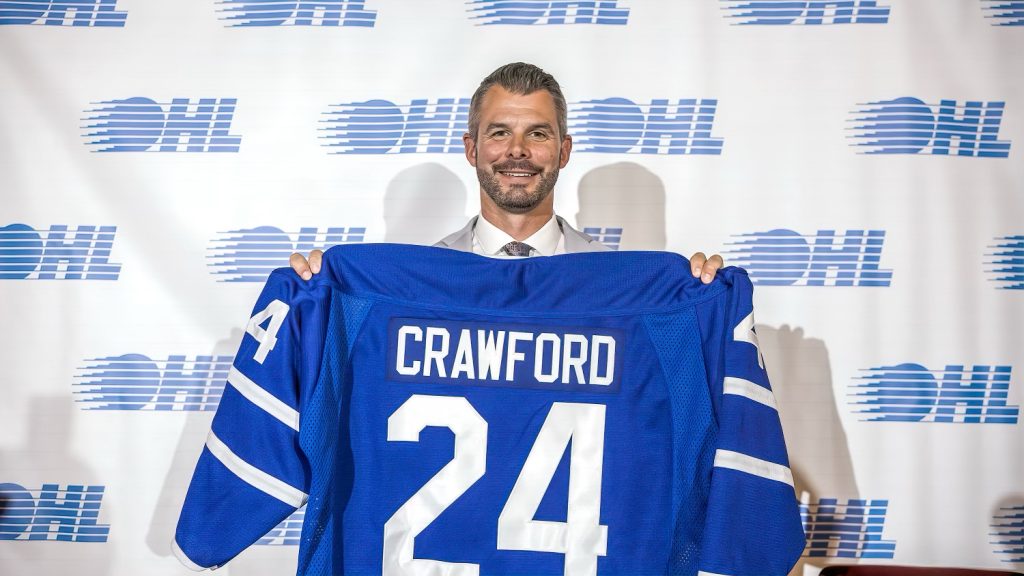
[506,133,529,158]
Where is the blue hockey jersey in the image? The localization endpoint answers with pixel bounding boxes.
[174,244,805,575]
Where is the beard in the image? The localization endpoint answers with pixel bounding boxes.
[477,160,560,214]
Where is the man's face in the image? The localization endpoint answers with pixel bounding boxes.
[464,86,572,214]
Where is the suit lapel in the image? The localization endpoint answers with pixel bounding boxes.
[435,215,609,253]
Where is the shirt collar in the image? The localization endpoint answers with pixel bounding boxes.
[474,214,563,256]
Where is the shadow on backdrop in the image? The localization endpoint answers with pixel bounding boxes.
[381,163,469,245]
[576,162,666,251]
[0,396,110,575]
[758,325,861,574]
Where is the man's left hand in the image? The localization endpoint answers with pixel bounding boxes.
[690,252,724,284]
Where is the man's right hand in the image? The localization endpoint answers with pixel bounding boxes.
[289,249,323,281]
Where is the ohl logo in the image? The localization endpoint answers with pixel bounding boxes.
[258,507,305,546]
[0,0,126,26]
[986,236,1024,290]
[73,355,232,411]
[0,484,110,542]
[800,498,896,559]
[570,98,723,155]
[851,364,1020,424]
[990,505,1024,564]
[217,0,376,27]
[582,227,622,250]
[981,0,1024,26]
[208,226,366,282]
[321,99,469,154]
[720,0,889,25]
[0,224,122,280]
[849,98,1011,157]
[467,0,629,26]
[725,229,893,287]
[82,97,242,153]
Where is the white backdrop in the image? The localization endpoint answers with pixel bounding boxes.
[1,1,1022,574]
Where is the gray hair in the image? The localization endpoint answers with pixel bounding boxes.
[467,62,568,140]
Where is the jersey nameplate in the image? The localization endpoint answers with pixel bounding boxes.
[386,318,624,393]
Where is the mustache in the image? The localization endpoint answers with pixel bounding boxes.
[492,161,541,173]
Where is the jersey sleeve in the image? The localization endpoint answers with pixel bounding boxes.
[172,271,329,571]
[699,271,805,575]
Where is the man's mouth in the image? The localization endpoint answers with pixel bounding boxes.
[495,163,540,179]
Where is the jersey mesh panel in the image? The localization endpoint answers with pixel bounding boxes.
[643,309,716,575]
[298,292,373,576]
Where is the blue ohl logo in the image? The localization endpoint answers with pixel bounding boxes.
[720,0,889,25]
[0,0,126,26]
[74,355,232,411]
[217,0,376,27]
[0,484,110,542]
[570,98,723,155]
[82,97,242,153]
[321,97,721,155]
[258,508,305,545]
[981,0,1024,25]
[208,226,366,282]
[582,227,622,250]
[849,98,1011,157]
[991,505,1024,564]
[725,229,893,287]
[851,364,1020,424]
[322,99,469,154]
[0,224,122,280]
[800,498,896,559]
[986,236,1024,290]
[467,0,629,25]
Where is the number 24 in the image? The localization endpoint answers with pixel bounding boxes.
[383,395,609,576]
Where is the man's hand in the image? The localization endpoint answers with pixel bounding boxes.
[690,252,724,284]
[289,249,323,281]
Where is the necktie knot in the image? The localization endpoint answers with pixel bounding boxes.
[501,241,534,257]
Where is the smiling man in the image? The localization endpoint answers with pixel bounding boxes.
[290,63,723,276]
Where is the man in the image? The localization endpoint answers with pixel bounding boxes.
[174,65,804,575]
[290,62,724,280]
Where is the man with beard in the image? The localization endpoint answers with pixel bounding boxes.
[290,62,723,278]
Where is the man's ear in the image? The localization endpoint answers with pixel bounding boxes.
[559,134,572,168]
[463,132,477,167]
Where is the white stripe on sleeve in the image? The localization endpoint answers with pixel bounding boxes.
[228,366,300,431]
[723,376,778,411]
[713,449,794,487]
[206,430,308,508]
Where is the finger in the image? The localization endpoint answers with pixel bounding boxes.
[309,249,324,274]
[701,253,725,284]
[689,252,707,278]
[289,252,312,281]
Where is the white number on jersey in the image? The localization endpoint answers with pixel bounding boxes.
[245,299,289,364]
[383,395,487,576]
[497,402,608,576]
[383,395,608,576]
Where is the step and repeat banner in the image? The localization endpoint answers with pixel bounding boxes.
[1,1,1022,574]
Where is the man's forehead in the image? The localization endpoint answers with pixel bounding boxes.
[479,85,558,118]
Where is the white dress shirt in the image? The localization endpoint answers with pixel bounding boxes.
[471,214,566,257]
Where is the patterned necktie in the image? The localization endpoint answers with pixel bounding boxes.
[501,241,534,257]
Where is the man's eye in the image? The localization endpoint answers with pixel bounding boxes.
[530,131,549,140]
